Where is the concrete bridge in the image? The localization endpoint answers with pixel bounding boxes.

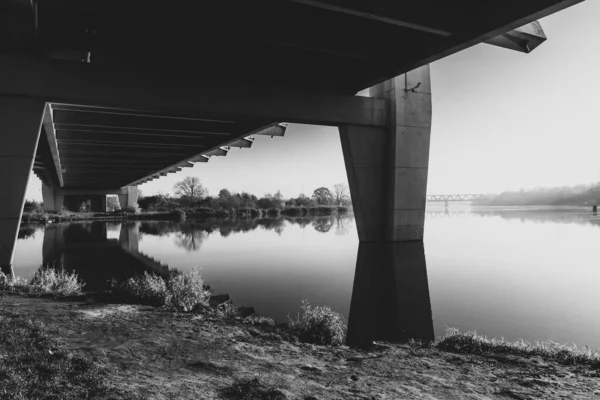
[0,0,584,346]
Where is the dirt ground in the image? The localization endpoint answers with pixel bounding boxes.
[1,294,599,400]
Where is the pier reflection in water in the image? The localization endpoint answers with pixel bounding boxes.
[347,242,434,347]
[42,222,169,290]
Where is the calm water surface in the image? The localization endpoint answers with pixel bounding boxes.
[13,206,600,348]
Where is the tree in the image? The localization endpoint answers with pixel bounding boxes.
[332,183,350,206]
[312,187,333,205]
[174,177,208,206]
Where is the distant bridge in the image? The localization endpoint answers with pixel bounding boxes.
[427,194,486,202]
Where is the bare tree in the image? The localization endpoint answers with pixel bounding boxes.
[332,183,350,206]
[174,177,208,205]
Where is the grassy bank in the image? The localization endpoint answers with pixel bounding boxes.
[1,295,598,399]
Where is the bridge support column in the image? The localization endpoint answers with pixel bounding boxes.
[0,96,45,274]
[339,65,431,242]
[118,186,139,210]
[341,67,432,347]
[42,185,64,212]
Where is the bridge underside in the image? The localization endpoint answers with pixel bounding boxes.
[0,0,583,345]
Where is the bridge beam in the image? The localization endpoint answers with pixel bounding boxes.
[0,96,45,274]
[340,65,431,242]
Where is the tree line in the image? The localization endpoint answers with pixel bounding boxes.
[138,176,351,212]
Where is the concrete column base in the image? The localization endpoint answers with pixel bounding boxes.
[346,242,434,347]
[0,96,45,271]
[118,186,139,210]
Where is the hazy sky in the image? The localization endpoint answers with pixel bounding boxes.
[25,1,597,201]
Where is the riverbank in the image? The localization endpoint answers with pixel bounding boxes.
[21,206,351,224]
[1,293,598,399]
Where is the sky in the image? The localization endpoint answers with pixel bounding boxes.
[24,1,598,201]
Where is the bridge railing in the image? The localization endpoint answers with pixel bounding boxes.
[426,194,486,202]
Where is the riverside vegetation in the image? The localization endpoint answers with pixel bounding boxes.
[1,268,599,399]
[21,181,353,223]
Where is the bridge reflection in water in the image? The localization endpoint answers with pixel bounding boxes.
[347,242,434,347]
[39,219,435,346]
[42,222,170,290]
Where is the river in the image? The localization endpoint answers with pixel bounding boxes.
[13,205,600,348]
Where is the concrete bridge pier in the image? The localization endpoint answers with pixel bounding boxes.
[340,66,432,347]
[0,96,45,274]
[340,65,431,242]
[118,186,139,210]
[41,185,65,212]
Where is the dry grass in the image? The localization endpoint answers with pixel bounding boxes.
[434,327,600,367]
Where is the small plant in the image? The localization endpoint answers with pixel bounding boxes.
[27,268,84,297]
[165,267,211,312]
[286,300,347,346]
[435,328,600,366]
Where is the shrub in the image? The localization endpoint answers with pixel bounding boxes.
[28,268,84,297]
[170,208,187,222]
[0,274,27,292]
[165,268,211,312]
[266,208,280,218]
[120,272,168,306]
[286,300,347,346]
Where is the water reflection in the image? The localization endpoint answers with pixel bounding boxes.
[42,222,168,290]
[347,242,434,347]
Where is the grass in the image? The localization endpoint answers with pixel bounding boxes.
[433,328,600,367]
[222,377,286,400]
[106,268,211,312]
[0,268,84,298]
[286,300,347,346]
[0,310,138,400]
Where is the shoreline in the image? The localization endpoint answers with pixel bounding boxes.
[1,292,599,399]
[20,206,352,224]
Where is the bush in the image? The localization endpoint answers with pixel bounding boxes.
[0,274,27,292]
[266,208,280,218]
[165,268,211,312]
[106,268,211,312]
[27,268,84,297]
[286,300,347,346]
[170,208,186,222]
[117,272,168,306]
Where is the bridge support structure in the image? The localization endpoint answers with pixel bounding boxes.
[0,96,45,274]
[42,186,138,212]
[341,66,433,347]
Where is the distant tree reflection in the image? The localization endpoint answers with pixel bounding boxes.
[174,229,208,252]
[334,216,351,236]
[312,217,333,233]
